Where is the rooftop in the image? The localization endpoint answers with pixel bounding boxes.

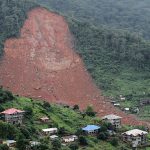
[82,125,101,131]
[42,128,58,132]
[123,129,148,136]
[102,114,122,120]
[0,108,24,115]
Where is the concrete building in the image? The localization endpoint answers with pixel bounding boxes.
[102,114,122,128]
[0,108,25,124]
[122,129,148,148]
[62,135,78,143]
[42,128,58,135]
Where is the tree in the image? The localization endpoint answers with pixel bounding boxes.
[73,105,79,110]
[79,136,88,146]
[52,139,61,150]
[69,143,79,150]
[23,106,33,117]
[85,106,96,117]
[0,144,9,150]
[16,135,29,150]
[58,127,66,136]
[97,132,109,140]
[110,138,118,146]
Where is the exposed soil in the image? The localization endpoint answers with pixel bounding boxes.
[0,7,148,126]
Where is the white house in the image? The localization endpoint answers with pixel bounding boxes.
[42,128,58,135]
[30,141,41,147]
[5,140,16,147]
[102,114,122,128]
[122,129,148,147]
[62,135,78,143]
[50,135,59,140]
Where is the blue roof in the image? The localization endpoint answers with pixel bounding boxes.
[82,125,101,131]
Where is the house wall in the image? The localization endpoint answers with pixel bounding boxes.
[4,113,24,124]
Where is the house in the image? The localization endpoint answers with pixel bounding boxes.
[82,125,101,134]
[102,114,122,128]
[40,117,49,123]
[0,108,25,124]
[50,135,59,140]
[4,140,16,147]
[42,128,58,135]
[113,103,120,107]
[122,129,148,148]
[30,141,41,147]
[62,135,78,143]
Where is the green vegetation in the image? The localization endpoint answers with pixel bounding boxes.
[0,96,133,150]
[0,0,37,56]
[0,0,149,119]
[36,0,150,40]
[34,0,150,118]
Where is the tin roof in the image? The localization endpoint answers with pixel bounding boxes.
[82,125,101,131]
[123,129,148,136]
[0,108,24,115]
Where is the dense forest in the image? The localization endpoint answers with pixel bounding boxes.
[36,0,150,39]
[0,0,37,56]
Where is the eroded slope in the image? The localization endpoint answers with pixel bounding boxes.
[0,7,147,126]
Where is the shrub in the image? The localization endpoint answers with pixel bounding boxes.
[69,143,79,150]
[85,106,96,117]
[110,137,118,146]
[52,139,61,150]
[97,132,109,140]
[79,136,88,146]
[73,105,79,110]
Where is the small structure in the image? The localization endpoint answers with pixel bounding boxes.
[30,141,41,147]
[62,135,78,143]
[122,129,148,147]
[0,108,25,124]
[50,135,59,140]
[102,114,122,128]
[42,128,58,135]
[82,125,101,134]
[5,140,16,147]
[40,117,49,123]
[113,103,120,107]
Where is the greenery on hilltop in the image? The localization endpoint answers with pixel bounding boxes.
[0,0,37,56]
[36,0,150,39]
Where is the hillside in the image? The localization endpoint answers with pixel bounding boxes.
[36,0,150,39]
[0,95,133,150]
[0,7,148,126]
[35,0,150,119]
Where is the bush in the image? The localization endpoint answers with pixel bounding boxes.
[79,136,88,146]
[58,127,67,136]
[52,139,61,150]
[69,143,79,150]
[110,137,118,146]
[43,102,51,111]
[85,106,96,117]
[23,106,33,117]
[73,105,79,110]
[97,132,109,140]
[0,144,9,150]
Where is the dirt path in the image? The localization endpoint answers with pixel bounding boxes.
[0,7,148,126]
